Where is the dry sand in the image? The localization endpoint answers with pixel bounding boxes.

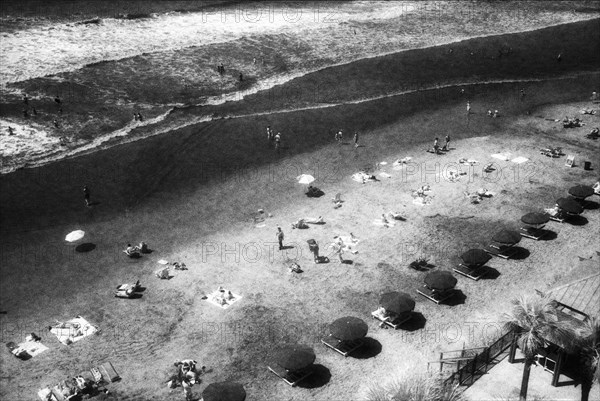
[0,81,599,400]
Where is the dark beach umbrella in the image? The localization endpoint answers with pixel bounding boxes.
[557,197,583,215]
[202,382,246,401]
[329,316,368,341]
[521,212,550,226]
[568,185,594,199]
[492,229,522,246]
[460,249,492,266]
[424,271,457,291]
[379,292,415,315]
[273,345,315,371]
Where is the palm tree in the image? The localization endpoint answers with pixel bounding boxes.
[502,294,576,401]
[578,317,600,401]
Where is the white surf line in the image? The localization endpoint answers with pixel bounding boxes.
[1,13,597,86]
[3,71,594,175]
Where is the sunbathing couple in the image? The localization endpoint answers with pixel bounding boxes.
[124,242,148,257]
[213,287,235,305]
[115,280,142,298]
[168,359,206,400]
[563,116,584,128]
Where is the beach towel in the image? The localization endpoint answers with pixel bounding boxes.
[458,158,479,166]
[511,156,529,164]
[379,161,388,165]
[352,172,377,183]
[205,289,242,309]
[379,172,392,179]
[158,259,169,265]
[50,316,97,345]
[491,153,511,161]
[15,340,49,358]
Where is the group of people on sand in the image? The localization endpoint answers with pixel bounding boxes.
[430,135,451,154]
[266,126,282,150]
[167,359,206,400]
[334,129,360,147]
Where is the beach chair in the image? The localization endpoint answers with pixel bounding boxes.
[484,243,518,259]
[453,263,487,281]
[417,286,453,304]
[267,364,312,387]
[98,362,120,383]
[519,226,548,240]
[544,208,565,223]
[321,335,363,357]
[371,310,411,329]
[565,155,575,168]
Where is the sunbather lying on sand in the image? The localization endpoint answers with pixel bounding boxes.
[580,108,596,115]
[587,128,599,139]
[291,219,308,229]
[304,216,324,224]
[414,185,432,197]
[388,212,406,221]
[458,158,479,165]
[124,243,141,257]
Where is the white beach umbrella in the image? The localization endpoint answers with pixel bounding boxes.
[65,230,85,242]
[297,174,315,185]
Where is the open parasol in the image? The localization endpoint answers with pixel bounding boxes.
[460,249,492,266]
[379,292,415,315]
[521,212,550,226]
[424,271,457,291]
[329,316,368,341]
[557,197,583,215]
[568,185,595,199]
[272,345,316,372]
[492,229,521,246]
[65,230,85,242]
[297,174,315,185]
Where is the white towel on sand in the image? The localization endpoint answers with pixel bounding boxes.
[50,316,97,345]
[491,153,511,161]
[511,156,529,164]
[205,289,242,309]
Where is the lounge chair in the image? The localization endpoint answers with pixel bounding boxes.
[389,212,406,221]
[483,163,495,173]
[416,286,453,304]
[114,281,142,298]
[519,225,548,240]
[268,364,312,387]
[371,310,411,329]
[453,263,487,281]
[98,362,120,383]
[321,335,363,357]
[484,243,518,259]
[544,207,565,223]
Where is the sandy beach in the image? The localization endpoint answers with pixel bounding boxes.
[1,2,600,401]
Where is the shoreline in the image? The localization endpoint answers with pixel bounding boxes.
[2,17,599,174]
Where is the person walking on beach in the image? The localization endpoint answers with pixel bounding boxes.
[433,137,440,154]
[335,129,343,142]
[277,227,284,250]
[23,95,28,105]
[309,240,320,263]
[353,131,359,148]
[239,72,244,82]
[267,125,273,141]
[520,88,525,101]
[274,132,281,151]
[137,113,144,122]
[83,185,91,206]
[466,101,471,114]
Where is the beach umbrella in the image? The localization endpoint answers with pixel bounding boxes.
[65,230,85,242]
[297,174,315,185]
[492,229,521,246]
[424,271,457,291]
[557,197,583,215]
[460,249,491,266]
[379,292,415,315]
[568,185,594,199]
[521,212,550,226]
[273,345,315,371]
[329,316,368,341]
[202,382,246,401]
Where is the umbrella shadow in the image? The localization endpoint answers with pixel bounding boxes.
[125,253,142,260]
[116,293,143,299]
[409,262,435,271]
[341,259,354,265]
[296,364,331,389]
[306,190,325,198]
[281,245,295,250]
[398,312,427,332]
[350,337,382,359]
[443,289,467,306]
[538,230,558,241]
[566,215,588,226]
[87,201,101,206]
[510,247,530,260]
[479,266,501,280]
[582,200,599,210]
[75,243,96,253]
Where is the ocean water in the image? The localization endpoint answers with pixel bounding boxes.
[0,1,598,173]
